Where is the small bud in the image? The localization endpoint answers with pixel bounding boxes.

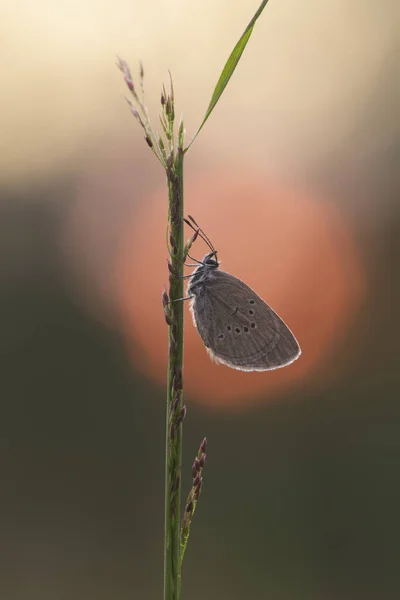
[124,76,134,92]
[161,92,166,106]
[170,391,180,414]
[175,368,183,390]
[140,61,144,80]
[125,99,145,127]
[164,313,172,326]
[169,71,174,102]
[200,437,207,454]
[116,56,133,88]
[175,405,186,427]
[199,453,206,469]
[194,478,203,500]
[186,500,194,514]
[190,228,199,244]
[192,458,200,478]
[178,119,185,148]
[169,234,177,254]
[184,228,199,258]
[161,286,169,307]
[193,474,201,488]
[167,260,174,275]
[145,136,153,148]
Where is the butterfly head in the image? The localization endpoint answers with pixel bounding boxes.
[202,251,219,268]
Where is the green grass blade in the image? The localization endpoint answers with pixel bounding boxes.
[184,0,271,152]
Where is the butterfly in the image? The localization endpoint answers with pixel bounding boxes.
[184,216,301,371]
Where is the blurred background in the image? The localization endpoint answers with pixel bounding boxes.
[1,1,399,598]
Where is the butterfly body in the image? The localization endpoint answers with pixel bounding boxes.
[188,252,301,371]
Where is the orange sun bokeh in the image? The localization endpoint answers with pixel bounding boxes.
[115,169,364,409]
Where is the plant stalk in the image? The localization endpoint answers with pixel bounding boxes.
[164,147,185,600]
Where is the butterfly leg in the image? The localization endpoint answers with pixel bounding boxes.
[167,295,193,304]
[186,253,204,265]
[175,274,196,280]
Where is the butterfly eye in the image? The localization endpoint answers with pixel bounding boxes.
[235,327,241,334]
[250,322,256,328]
[249,299,255,305]
[248,309,254,315]
[243,327,249,333]
[226,326,231,331]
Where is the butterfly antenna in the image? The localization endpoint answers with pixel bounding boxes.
[184,218,216,254]
[187,215,216,253]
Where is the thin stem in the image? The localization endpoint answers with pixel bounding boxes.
[164,147,185,600]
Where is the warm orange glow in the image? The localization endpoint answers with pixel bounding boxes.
[115,170,364,409]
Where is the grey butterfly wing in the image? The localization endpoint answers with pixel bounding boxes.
[191,270,301,371]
